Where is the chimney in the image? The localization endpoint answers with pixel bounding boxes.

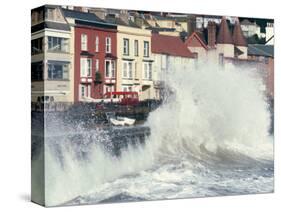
[207,21,216,48]
[119,10,129,25]
[89,8,106,20]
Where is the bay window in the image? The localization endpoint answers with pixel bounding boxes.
[31,37,43,55]
[47,61,69,80]
[48,37,69,52]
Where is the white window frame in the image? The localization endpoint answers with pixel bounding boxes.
[87,84,91,97]
[134,40,139,56]
[80,84,91,99]
[122,61,133,79]
[122,85,133,92]
[105,37,111,53]
[143,62,152,80]
[80,58,92,77]
[105,60,115,78]
[80,84,86,99]
[81,34,87,51]
[95,36,99,52]
[123,38,129,55]
[144,41,149,57]
[95,59,99,72]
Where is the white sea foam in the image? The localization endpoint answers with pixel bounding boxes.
[39,61,273,206]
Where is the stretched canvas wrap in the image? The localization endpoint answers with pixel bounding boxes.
[31,4,274,207]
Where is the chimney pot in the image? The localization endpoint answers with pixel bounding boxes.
[207,21,216,48]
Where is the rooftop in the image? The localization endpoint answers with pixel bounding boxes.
[217,17,233,45]
[152,33,194,58]
[248,44,274,57]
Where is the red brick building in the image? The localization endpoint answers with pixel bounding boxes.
[64,9,118,102]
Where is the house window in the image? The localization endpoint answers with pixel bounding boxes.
[31,37,43,55]
[104,85,114,94]
[123,38,129,55]
[143,62,152,80]
[95,36,99,52]
[122,86,133,92]
[31,62,43,81]
[32,10,44,25]
[134,40,139,56]
[135,62,138,79]
[46,8,55,20]
[80,84,91,99]
[144,41,149,57]
[81,34,88,51]
[80,58,92,77]
[122,61,133,79]
[81,85,85,97]
[105,37,111,53]
[48,37,69,52]
[47,61,69,80]
[105,60,115,78]
[95,59,99,72]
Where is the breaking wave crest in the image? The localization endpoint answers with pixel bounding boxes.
[33,62,273,206]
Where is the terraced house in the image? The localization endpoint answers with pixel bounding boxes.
[102,12,154,100]
[31,5,74,103]
[63,9,118,102]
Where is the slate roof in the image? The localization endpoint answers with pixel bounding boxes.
[146,27,176,32]
[151,33,194,58]
[217,17,233,44]
[240,19,255,26]
[105,16,140,28]
[62,9,106,23]
[31,21,70,33]
[248,44,274,57]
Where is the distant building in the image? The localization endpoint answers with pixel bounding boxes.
[265,22,274,45]
[240,19,263,38]
[185,17,249,64]
[31,5,73,103]
[248,44,274,98]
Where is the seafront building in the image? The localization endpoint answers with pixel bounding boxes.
[63,9,118,102]
[31,5,274,104]
[151,33,195,99]
[31,5,74,103]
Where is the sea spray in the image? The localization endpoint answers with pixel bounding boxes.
[146,62,273,161]
[35,61,273,206]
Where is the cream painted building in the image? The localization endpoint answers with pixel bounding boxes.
[31,5,74,103]
[116,25,155,100]
[151,33,195,99]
